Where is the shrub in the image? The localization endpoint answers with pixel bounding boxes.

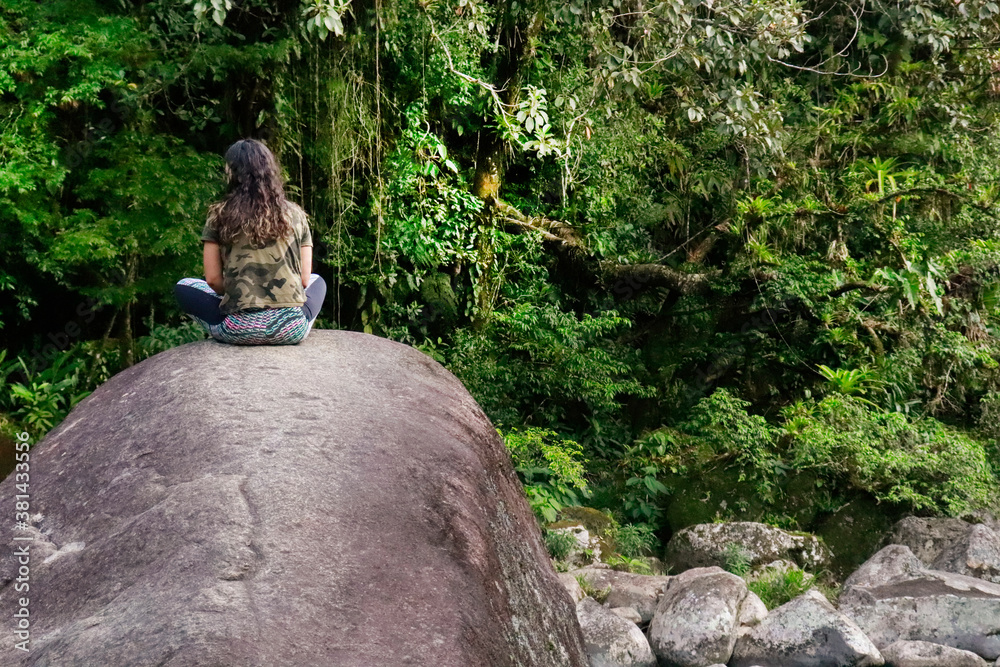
[612,522,658,559]
[784,395,998,515]
[747,565,814,609]
[605,554,653,575]
[543,529,578,562]
[720,543,753,577]
[503,427,591,522]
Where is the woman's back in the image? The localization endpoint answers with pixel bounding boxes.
[201,201,313,315]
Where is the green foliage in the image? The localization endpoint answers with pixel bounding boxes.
[503,426,591,522]
[605,554,653,575]
[980,391,1000,441]
[747,565,815,610]
[543,529,578,562]
[681,389,779,475]
[382,103,482,270]
[817,365,883,399]
[619,388,998,532]
[784,396,997,515]
[1,350,90,432]
[136,320,208,360]
[449,274,654,452]
[721,543,754,577]
[575,576,611,604]
[610,522,658,559]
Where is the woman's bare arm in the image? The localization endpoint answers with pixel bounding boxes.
[300,245,312,288]
[203,242,225,294]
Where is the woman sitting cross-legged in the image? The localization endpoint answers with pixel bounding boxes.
[175,138,326,345]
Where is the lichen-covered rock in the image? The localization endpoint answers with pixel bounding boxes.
[883,517,980,566]
[549,523,603,566]
[552,506,619,565]
[559,572,587,603]
[643,556,668,575]
[731,589,883,667]
[572,566,671,623]
[577,598,657,667]
[880,640,989,667]
[843,545,925,590]
[0,331,587,666]
[931,523,1000,584]
[737,591,768,628]
[881,516,1000,584]
[609,607,643,625]
[647,566,750,667]
[840,564,1000,661]
[664,522,831,573]
[559,506,617,535]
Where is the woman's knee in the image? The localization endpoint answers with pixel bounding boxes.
[306,274,327,300]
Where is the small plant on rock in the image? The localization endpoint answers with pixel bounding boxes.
[611,522,658,559]
[544,529,578,563]
[605,554,653,575]
[720,543,754,577]
[575,575,611,604]
[747,565,814,609]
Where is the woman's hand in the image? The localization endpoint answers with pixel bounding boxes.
[203,241,225,294]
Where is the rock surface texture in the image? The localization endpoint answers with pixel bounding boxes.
[573,566,671,623]
[880,640,989,667]
[647,566,751,667]
[665,522,831,572]
[0,331,587,666]
[731,589,883,667]
[931,523,1000,584]
[576,598,656,667]
[884,517,975,565]
[885,516,1000,584]
[840,546,1000,661]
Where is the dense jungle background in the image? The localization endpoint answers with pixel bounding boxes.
[3,0,1000,571]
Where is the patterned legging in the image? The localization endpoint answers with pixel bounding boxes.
[174,274,327,345]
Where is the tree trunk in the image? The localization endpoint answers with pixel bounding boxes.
[470,4,544,330]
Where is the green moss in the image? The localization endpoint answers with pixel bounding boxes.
[575,575,611,604]
[815,496,901,580]
[557,506,615,534]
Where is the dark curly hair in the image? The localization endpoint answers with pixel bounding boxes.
[208,139,292,247]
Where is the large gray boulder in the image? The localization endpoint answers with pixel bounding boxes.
[0,331,587,666]
[884,517,974,565]
[665,522,831,573]
[880,640,989,667]
[731,589,883,667]
[647,566,751,667]
[576,598,657,667]
[843,544,925,589]
[931,523,1000,584]
[840,546,1000,661]
[884,516,1000,583]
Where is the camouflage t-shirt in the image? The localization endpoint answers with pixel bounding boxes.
[200,202,313,315]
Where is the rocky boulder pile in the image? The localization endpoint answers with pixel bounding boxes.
[565,517,1000,667]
